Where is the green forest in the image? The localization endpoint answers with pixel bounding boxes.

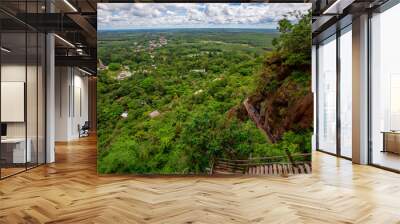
[97,13,312,174]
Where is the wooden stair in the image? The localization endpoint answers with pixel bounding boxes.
[213,162,311,176]
[212,153,312,176]
[245,162,312,175]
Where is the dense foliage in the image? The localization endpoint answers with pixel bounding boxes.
[97,15,312,174]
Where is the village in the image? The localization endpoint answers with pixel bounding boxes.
[98,35,169,81]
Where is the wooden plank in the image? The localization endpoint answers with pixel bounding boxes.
[298,165,305,174]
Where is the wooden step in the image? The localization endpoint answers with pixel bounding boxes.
[214,161,311,176]
[304,163,312,173]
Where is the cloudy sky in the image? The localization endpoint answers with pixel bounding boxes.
[98,3,310,30]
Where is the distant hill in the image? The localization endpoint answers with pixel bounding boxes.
[98,28,278,34]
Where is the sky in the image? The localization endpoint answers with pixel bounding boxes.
[97,3,310,30]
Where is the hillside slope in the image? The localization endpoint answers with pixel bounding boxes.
[244,12,312,143]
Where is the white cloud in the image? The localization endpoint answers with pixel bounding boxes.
[97,3,310,30]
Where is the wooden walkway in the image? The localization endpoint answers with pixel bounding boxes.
[214,161,312,175]
[213,154,312,176]
[243,98,277,143]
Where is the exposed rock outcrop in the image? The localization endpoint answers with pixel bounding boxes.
[149,110,161,118]
[245,52,312,143]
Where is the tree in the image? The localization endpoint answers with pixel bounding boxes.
[272,11,311,66]
[108,63,121,71]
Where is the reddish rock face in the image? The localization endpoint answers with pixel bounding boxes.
[261,92,313,143]
[245,53,313,143]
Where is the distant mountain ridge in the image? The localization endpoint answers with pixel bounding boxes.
[98,28,278,34]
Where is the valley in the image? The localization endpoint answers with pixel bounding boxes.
[97,17,312,175]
